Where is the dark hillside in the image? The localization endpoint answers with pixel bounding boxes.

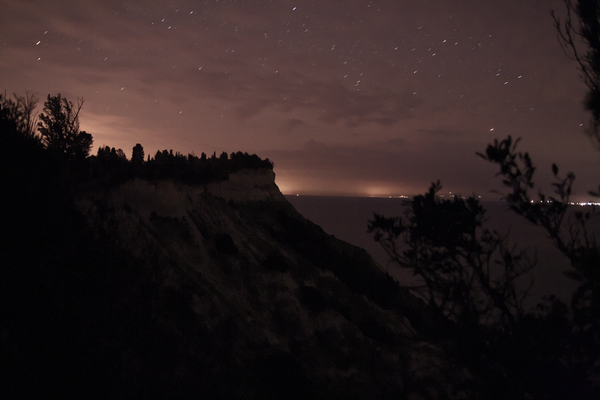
[0,124,469,398]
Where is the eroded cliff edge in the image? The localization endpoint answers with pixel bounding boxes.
[3,168,471,399]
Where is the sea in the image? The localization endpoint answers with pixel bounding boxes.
[285,195,598,309]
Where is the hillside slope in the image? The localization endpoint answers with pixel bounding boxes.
[1,167,470,399]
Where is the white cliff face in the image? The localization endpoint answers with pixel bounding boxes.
[73,168,472,399]
[78,168,284,219]
[105,179,196,218]
[205,168,286,203]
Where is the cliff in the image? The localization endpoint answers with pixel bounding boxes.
[1,167,471,399]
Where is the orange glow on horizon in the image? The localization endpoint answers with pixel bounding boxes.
[275,171,415,197]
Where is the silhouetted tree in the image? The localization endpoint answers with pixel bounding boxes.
[0,92,20,138]
[14,91,39,138]
[553,0,600,143]
[458,3,600,394]
[368,181,534,332]
[132,143,144,165]
[479,137,600,386]
[38,93,92,160]
[0,91,40,143]
[370,6,600,389]
[115,148,126,160]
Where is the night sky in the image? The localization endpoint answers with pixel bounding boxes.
[2,0,598,199]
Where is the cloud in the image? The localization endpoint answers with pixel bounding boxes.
[306,81,421,127]
[417,128,464,138]
[285,118,306,132]
[385,138,408,147]
[3,0,425,131]
[188,70,423,127]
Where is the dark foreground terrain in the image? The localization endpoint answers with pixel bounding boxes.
[1,143,475,398]
[1,112,597,398]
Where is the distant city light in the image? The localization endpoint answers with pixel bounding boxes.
[572,201,600,206]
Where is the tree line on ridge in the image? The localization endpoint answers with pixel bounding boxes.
[0,91,273,187]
